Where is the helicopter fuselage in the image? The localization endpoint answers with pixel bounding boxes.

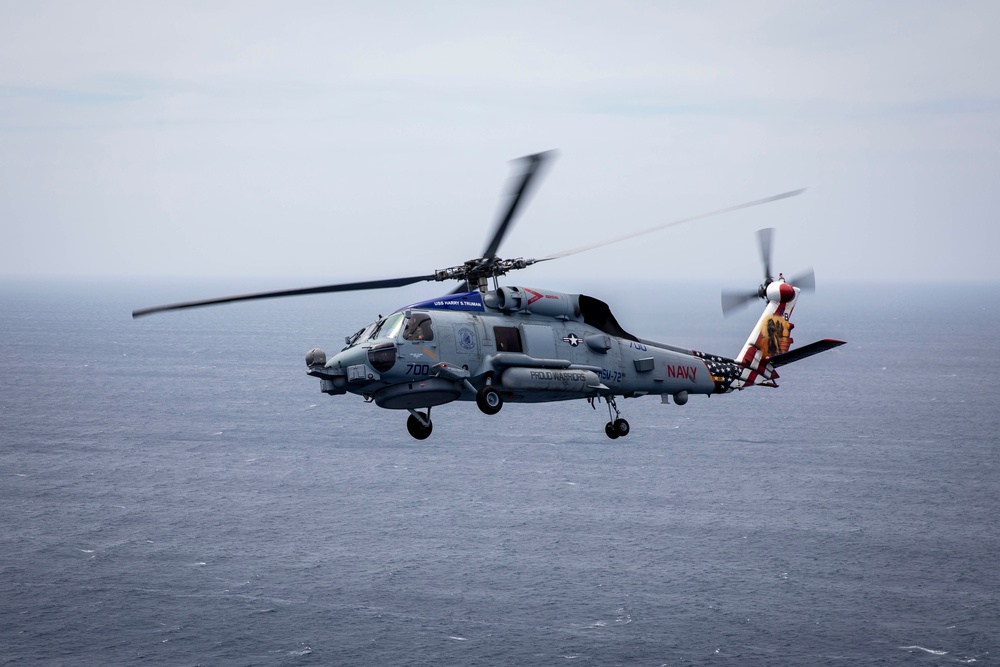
[306,286,745,414]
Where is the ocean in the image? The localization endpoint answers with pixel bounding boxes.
[2,279,998,666]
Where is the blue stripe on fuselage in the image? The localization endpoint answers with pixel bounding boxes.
[400,291,485,312]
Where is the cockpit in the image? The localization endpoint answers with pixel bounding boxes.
[344,311,434,348]
[344,312,404,348]
[402,313,434,341]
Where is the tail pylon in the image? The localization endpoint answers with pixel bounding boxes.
[734,276,799,387]
[721,229,845,388]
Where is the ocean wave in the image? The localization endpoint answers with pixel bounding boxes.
[900,646,948,656]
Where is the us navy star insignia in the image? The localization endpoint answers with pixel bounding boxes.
[562,333,583,347]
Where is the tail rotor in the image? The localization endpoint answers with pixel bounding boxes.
[721,228,815,317]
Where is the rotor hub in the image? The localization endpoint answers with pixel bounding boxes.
[433,256,535,288]
[765,280,797,304]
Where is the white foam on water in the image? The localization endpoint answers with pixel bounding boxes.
[900,646,948,656]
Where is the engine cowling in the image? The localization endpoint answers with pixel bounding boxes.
[484,286,581,319]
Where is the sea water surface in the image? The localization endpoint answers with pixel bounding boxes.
[1,279,998,665]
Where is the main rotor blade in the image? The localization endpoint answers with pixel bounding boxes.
[538,188,806,262]
[481,150,555,259]
[132,274,437,318]
[757,227,774,283]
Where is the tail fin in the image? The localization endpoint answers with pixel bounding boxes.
[733,276,845,387]
[735,277,800,386]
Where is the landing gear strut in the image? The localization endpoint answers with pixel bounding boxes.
[406,408,433,440]
[603,396,629,439]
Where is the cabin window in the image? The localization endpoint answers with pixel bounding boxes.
[493,326,523,353]
[403,313,434,341]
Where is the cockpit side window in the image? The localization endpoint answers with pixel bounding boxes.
[402,313,434,341]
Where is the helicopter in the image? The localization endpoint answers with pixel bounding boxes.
[134,151,845,440]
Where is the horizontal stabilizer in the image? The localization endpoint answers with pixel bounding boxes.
[768,338,846,367]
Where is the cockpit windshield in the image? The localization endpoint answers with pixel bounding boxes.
[378,312,406,340]
[345,322,376,348]
[345,312,406,348]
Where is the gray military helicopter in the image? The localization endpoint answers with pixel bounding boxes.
[134,151,844,439]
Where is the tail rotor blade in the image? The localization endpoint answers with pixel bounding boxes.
[721,289,760,317]
[788,267,815,291]
[757,227,774,283]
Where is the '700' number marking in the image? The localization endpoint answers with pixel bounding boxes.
[406,364,430,376]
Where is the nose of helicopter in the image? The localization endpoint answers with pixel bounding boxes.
[309,343,387,380]
[324,345,367,370]
[305,348,326,366]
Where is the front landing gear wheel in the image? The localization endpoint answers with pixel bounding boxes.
[613,418,630,437]
[476,386,503,415]
[605,421,620,439]
[406,413,433,440]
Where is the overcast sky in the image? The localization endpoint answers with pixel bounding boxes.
[2,1,999,288]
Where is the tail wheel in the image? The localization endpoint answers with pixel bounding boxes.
[406,413,433,440]
[476,386,503,415]
[605,422,620,439]
[613,418,630,437]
